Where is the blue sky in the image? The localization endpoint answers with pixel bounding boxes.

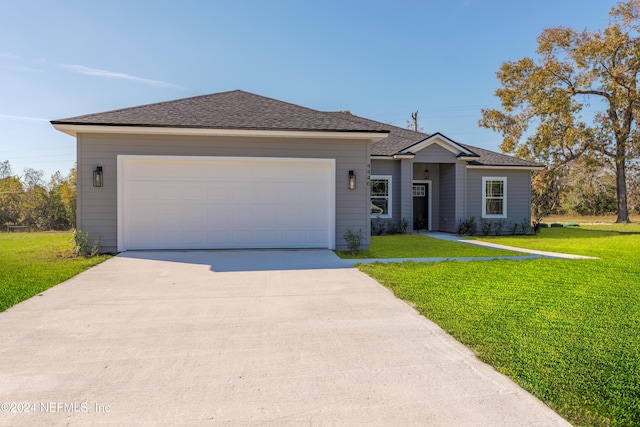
[0,0,618,179]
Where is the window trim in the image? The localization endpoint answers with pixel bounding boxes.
[370,175,392,218]
[482,177,507,219]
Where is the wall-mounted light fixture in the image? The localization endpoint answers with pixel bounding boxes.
[424,168,430,180]
[348,170,356,190]
[93,166,103,187]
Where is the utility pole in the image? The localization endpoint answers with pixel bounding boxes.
[411,110,418,132]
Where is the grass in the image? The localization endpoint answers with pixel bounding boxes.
[336,234,523,259]
[358,227,640,426]
[0,232,110,312]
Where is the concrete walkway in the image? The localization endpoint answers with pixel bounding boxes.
[422,231,598,260]
[339,232,597,265]
[0,250,570,426]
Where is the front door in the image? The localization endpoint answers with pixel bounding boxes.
[413,183,429,230]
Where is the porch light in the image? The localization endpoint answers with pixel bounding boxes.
[424,168,429,180]
[348,170,356,190]
[93,166,103,187]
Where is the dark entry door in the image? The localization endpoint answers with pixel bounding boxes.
[413,184,429,230]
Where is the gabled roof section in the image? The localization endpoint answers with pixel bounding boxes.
[51,90,390,135]
[399,132,477,157]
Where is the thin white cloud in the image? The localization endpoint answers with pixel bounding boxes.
[2,65,43,73]
[0,114,48,122]
[0,52,21,59]
[57,64,186,89]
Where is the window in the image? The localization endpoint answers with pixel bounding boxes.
[412,185,425,197]
[371,175,392,218]
[482,177,507,218]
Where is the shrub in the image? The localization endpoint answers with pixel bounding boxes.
[509,222,519,235]
[520,218,532,235]
[343,228,364,255]
[493,219,505,235]
[480,218,492,236]
[456,216,477,236]
[72,229,101,257]
[399,218,410,234]
[372,218,410,235]
[371,218,386,236]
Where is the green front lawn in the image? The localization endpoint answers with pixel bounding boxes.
[359,228,640,426]
[0,232,110,312]
[336,234,522,258]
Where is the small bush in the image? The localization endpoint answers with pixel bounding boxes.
[72,229,101,257]
[520,218,532,235]
[509,222,519,235]
[457,216,477,236]
[399,218,410,234]
[480,218,492,236]
[493,219,505,235]
[372,218,409,235]
[343,228,364,255]
[414,215,428,231]
[371,218,386,236]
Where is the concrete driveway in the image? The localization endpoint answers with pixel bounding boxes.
[0,250,569,426]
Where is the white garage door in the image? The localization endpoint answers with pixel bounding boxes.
[118,156,335,251]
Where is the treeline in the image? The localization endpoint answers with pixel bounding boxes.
[0,160,76,231]
[532,159,639,220]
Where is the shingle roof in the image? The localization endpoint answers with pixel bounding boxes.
[52,90,542,168]
[51,90,389,134]
[460,144,542,167]
[326,112,427,156]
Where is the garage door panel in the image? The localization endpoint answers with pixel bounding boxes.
[181,230,205,246]
[307,230,328,244]
[121,157,333,250]
[231,183,258,202]
[281,230,303,245]
[206,229,231,245]
[258,206,280,225]
[206,183,232,201]
[206,206,233,224]
[256,165,283,180]
[155,205,181,223]
[182,184,206,200]
[182,208,206,223]
[231,208,254,227]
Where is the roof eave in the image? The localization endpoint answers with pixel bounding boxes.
[466,164,546,171]
[51,123,390,142]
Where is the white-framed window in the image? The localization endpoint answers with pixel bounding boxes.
[482,177,507,218]
[370,175,392,218]
[412,185,426,197]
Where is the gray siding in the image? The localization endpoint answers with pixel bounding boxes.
[77,133,372,252]
[400,159,413,228]
[412,143,457,163]
[438,164,456,232]
[466,168,532,232]
[455,162,467,225]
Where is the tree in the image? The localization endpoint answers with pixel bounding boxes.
[0,175,23,226]
[562,159,617,215]
[0,160,12,179]
[480,0,640,222]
